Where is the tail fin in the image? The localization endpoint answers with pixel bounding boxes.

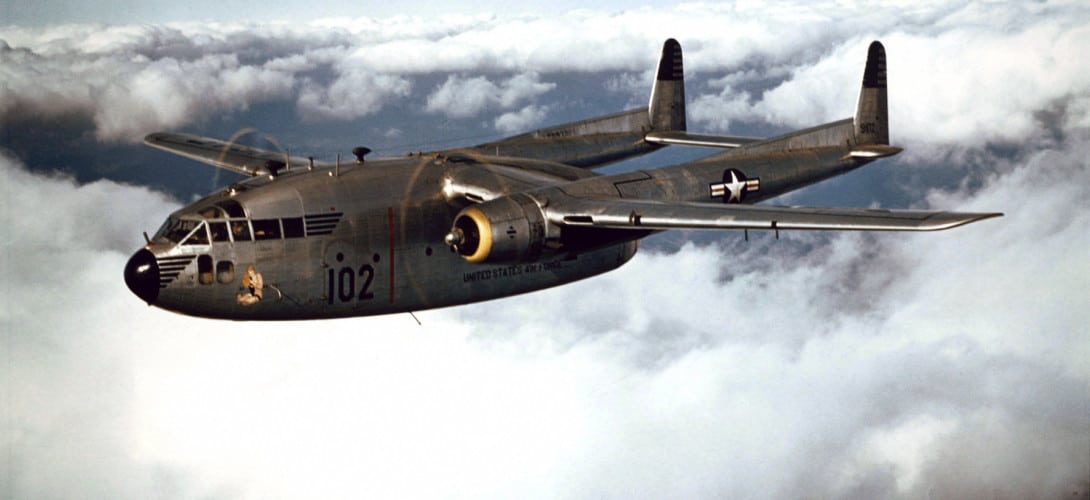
[649,38,686,132]
[461,39,688,168]
[854,41,889,146]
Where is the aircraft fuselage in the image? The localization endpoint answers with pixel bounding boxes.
[125,155,645,320]
[125,139,870,320]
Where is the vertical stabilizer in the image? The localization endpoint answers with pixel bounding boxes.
[649,38,686,132]
[854,41,889,145]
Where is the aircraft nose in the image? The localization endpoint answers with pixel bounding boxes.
[124,249,160,304]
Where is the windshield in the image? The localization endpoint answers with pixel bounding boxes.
[155,218,206,244]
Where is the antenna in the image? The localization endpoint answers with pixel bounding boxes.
[352,146,371,164]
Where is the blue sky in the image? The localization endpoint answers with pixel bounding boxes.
[2,2,1089,498]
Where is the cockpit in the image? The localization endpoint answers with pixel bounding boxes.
[153,199,306,246]
[127,195,343,306]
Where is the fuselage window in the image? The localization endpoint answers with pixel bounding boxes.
[209,222,230,242]
[182,221,210,245]
[282,217,304,239]
[253,219,282,240]
[218,200,246,218]
[230,220,252,241]
[198,255,213,285]
[217,261,235,284]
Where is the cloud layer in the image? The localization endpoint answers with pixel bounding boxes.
[3,129,1086,497]
[3,2,1089,499]
[4,2,1089,147]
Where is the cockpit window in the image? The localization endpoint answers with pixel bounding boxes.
[153,218,173,241]
[158,218,204,243]
[209,222,230,242]
[231,220,252,241]
[199,206,225,219]
[218,200,246,218]
[252,219,281,240]
[182,222,210,245]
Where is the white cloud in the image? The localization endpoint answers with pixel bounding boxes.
[424,75,498,118]
[3,2,1090,498]
[6,2,1089,145]
[424,72,555,119]
[94,54,295,141]
[4,126,1088,498]
[494,104,550,134]
[684,2,1090,156]
[296,70,412,122]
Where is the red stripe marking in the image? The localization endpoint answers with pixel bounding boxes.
[387,207,395,303]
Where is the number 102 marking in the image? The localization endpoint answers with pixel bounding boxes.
[327,264,375,304]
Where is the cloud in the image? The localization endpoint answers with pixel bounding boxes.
[3,2,1090,498]
[684,2,1090,157]
[4,134,1088,499]
[494,104,550,134]
[94,54,296,141]
[424,72,555,119]
[296,69,412,122]
[6,2,1089,145]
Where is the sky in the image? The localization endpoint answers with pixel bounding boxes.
[2,1,1089,499]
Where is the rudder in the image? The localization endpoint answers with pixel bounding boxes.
[854,41,889,146]
[649,38,686,132]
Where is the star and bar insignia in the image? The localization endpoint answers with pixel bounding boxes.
[710,168,760,203]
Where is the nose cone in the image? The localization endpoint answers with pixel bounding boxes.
[124,249,160,304]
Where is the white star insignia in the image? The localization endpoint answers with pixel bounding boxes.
[724,170,746,203]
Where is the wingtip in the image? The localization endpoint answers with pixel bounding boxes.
[930,211,1004,231]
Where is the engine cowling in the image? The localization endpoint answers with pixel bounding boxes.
[445,193,548,263]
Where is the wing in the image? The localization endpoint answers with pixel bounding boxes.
[548,195,1002,232]
[144,132,312,177]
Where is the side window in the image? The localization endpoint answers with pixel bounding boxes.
[282,217,304,238]
[182,222,209,245]
[230,220,251,242]
[216,261,235,284]
[253,219,281,240]
[198,255,213,285]
[209,222,230,242]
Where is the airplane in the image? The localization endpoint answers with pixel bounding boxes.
[124,39,1001,320]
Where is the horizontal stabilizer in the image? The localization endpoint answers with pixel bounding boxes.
[645,131,763,149]
[549,195,1001,232]
[846,144,903,159]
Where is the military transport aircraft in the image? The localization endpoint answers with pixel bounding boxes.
[124,39,1001,320]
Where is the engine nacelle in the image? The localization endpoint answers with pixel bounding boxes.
[445,193,549,263]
